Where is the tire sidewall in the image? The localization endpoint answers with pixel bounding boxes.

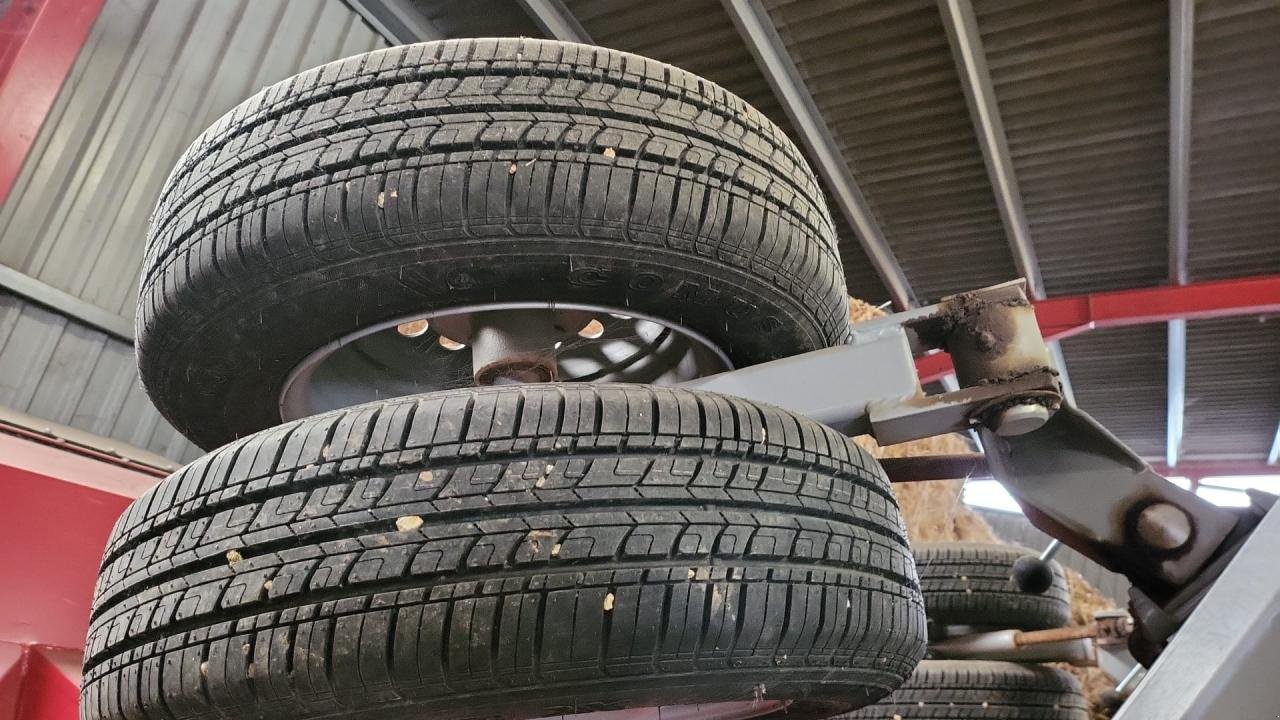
[142,240,843,448]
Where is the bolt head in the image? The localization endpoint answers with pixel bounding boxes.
[992,403,1051,437]
[1136,502,1193,551]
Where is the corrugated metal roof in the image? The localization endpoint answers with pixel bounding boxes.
[1184,315,1280,459]
[562,0,893,304]
[559,0,1279,464]
[1188,0,1280,282]
[764,0,1017,302]
[976,0,1170,296]
[0,0,386,319]
[421,0,541,38]
[0,291,199,462]
[1059,325,1168,458]
[1179,0,1280,463]
[0,0,385,461]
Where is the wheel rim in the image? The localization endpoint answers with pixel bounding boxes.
[532,700,792,720]
[279,302,733,420]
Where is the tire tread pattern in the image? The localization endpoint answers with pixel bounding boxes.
[915,543,1071,631]
[83,385,925,720]
[839,660,1090,719]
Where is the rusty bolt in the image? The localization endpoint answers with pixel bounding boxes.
[1136,502,1193,551]
[975,330,998,351]
[992,402,1051,437]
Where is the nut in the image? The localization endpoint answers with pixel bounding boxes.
[991,402,1051,437]
[1136,502,1193,551]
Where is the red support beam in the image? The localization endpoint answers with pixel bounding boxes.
[916,274,1280,383]
[0,431,151,652]
[1032,274,1280,340]
[0,0,105,205]
[0,429,154,720]
[0,644,80,720]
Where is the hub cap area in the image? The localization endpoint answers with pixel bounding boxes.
[279,302,732,420]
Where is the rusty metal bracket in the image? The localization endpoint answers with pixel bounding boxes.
[867,279,1064,443]
[689,279,1065,444]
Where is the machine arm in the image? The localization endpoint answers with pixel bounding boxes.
[684,279,1268,664]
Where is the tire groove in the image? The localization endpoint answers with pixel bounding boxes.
[93,495,912,626]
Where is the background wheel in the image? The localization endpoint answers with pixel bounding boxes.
[84,384,925,720]
[914,543,1070,630]
[838,660,1089,719]
[137,37,851,449]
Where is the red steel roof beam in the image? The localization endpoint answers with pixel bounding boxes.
[0,0,106,205]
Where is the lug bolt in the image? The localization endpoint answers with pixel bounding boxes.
[1136,502,1193,551]
[992,402,1051,437]
[577,318,605,339]
[396,318,430,337]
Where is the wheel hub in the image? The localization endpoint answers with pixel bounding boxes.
[279,302,732,420]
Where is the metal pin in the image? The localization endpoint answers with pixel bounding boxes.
[1039,539,1062,562]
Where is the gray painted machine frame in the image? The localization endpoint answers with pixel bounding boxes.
[680,280,1278,719]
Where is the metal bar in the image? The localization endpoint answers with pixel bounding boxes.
[1115,503,1280,718]
[1039,539,1062,562]
[720,0,916,310]
[1166,318,1186,467]
[0,263,133,341]
[516,0,593,44]
[885,455,1280,486]
[1033,274,1280,334]
[981,405,1239,591]
[936,0,1044,298]
[0,0,106,205]
[929,628,1096,666]
[684,330,921,436]
[343,0,444,45]
[1269,425,1280,466]
[1169,0,1193,289]
[1114,663,1145,694]
[1148,459,1280,481]
[1165,0,1194,470]
[1015,625,1098,646]
[0,405,176,475]
[879,454,988,483]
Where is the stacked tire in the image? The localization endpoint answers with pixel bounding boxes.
[84,39,929,720]
[839,543,1089,719]
[915,543,1072,632]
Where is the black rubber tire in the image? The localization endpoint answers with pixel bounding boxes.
[137,37,851,449]
[839,660,1089,719]
[914,543,1070,631]
[83,384,926,720]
